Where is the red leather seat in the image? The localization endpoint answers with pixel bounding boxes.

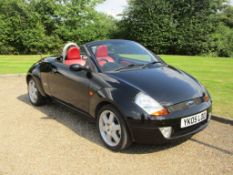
[65,47,85,66]
[96,45,114,66]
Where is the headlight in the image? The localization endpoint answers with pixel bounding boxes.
[135,92,169,116]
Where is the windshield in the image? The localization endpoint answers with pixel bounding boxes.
[88,40,162,72]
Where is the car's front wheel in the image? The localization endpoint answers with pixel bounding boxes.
[97,105,131,151]
[28,78,46,106]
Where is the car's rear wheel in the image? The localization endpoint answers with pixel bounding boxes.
[28,78,46,106]
[97,105,131,151]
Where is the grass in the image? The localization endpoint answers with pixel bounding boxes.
[0,55,44,74]
[0,55,233,118]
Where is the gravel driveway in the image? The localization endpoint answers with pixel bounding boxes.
[0,76,232,175]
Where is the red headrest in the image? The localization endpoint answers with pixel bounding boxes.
[96,45,108,58]
[66,47,81,60]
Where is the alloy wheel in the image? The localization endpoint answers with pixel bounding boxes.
[28,79,38,104]
[99,110,121,147]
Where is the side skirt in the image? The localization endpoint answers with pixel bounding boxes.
[53,98,96,123]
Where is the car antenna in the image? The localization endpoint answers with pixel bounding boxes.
[39,51,42,59]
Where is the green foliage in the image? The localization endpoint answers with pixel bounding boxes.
[212,24,233,57]
[0,0,232,56]
[218,5,233,28]
[117,0,233,57]
[0,0,115,54]
[0,15,13,54]
[211,5,233,57]
[116,0,175,54]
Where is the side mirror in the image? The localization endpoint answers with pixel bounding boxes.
[70,64,90,72]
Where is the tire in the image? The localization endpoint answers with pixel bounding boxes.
[28,78,46,106]
[97,105,131,151]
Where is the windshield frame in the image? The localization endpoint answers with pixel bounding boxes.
[85,39,165,73]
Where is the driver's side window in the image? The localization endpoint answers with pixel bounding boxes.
[80,47,88,66]
[80,46,99,72]
[80,47,91,69]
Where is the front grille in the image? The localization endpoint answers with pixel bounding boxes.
[168,97,203,113]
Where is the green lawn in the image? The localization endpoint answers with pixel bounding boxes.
[0,55,43,74]
[0,55,233,118]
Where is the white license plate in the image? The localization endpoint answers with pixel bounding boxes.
[181,111,207,128]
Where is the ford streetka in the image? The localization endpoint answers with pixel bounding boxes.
[27,40,212,151]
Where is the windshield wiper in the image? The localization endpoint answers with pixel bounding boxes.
[142,61,162,68]
[114,64,144,72]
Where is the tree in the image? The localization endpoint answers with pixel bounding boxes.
[0,15,13,54]
[0,0,115,54]
[212,4,233,57]
[118,0,229,56]
[117,0,175,54]
[219,4,233,28]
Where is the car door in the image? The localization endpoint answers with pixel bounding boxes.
[48,55,91,113]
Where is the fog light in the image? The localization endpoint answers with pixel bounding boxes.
[208,112,212,121]
[159,126,172,138]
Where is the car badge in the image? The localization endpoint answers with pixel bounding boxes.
[186,100,194,106]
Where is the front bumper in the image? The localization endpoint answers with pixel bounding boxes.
[127,102,212,144]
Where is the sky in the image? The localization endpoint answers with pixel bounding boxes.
[96,0,128,19]
[96,0,233,19]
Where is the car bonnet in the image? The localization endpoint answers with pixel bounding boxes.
[108,65,203,107]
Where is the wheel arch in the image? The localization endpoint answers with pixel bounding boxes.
[95,101,113,118]
[26,73,47,97]
[26,74,32,84]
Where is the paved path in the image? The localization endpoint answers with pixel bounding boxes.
[0,76,232,175]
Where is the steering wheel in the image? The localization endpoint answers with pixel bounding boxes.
[98,58,109,64]
[109,53,121,63]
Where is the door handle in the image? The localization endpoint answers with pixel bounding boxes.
[51,68,58,73]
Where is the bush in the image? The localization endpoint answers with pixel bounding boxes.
[0,0,116,54]
[116,0,233,57]
[212,24,233,57]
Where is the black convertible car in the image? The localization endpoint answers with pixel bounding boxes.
[27,40,212,151]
